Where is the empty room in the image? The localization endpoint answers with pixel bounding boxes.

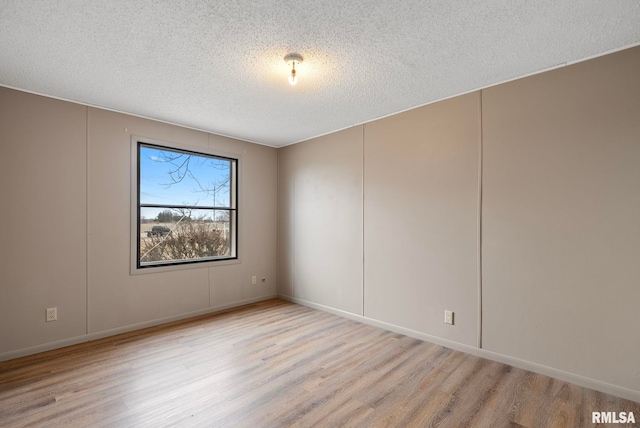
[1,2,639,427]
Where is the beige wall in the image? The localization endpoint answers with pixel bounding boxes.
[0,88,87,353]
[278,126,363,314]
[364,93,480,346]
[277,46,640,396]
[482,46,640,392]
[279,94,481,348]
[0,88,278,356]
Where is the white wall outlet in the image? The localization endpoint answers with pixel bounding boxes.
[46,307,57,322]
[444,310,454,325]
[251,275,257,285]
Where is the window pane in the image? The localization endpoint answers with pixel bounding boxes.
[140,145,231,208]
[139,207,232,265]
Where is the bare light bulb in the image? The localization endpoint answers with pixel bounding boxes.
[285,53,303,86]
[289,66,297,85]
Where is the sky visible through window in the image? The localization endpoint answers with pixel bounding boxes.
[140,145,231,222]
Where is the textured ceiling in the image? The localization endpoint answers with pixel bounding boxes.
[1,1,639,147]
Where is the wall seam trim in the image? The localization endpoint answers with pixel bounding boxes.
[478,91,483,349]
[208,135,212,307]
[85,106,90,335]
[362,124,365,317]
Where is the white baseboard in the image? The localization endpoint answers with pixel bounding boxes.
[0,294,277,363]
[279,294,640,403]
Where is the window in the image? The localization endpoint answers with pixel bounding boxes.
[136,141,238,269]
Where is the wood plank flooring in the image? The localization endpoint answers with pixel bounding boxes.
[1,299,638,427]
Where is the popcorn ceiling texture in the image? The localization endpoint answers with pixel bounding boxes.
[0,1,639,146]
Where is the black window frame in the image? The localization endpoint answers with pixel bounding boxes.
[136,141,239,269]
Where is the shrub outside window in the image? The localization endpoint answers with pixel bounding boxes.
[136,141,238,268]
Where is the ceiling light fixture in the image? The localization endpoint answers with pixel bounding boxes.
[284,53,303,85]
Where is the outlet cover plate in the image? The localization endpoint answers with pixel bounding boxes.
[444,310,454,325]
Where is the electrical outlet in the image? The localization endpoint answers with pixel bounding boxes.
[46,307,57,322]
[444,310,454,325]
[251,276,257,285]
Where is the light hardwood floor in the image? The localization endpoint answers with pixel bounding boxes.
[1,299,638,427]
